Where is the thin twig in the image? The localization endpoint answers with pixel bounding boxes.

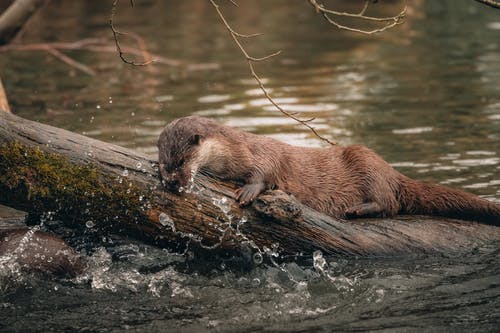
[308,0,406,35]
[110,0,155,66]
[358,1,370,16]
[209,0,336,145]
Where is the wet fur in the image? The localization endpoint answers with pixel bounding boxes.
[158,116,500,225]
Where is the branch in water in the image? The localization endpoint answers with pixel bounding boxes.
[0,38,186,76]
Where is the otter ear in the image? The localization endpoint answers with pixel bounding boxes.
[190,134,202,145]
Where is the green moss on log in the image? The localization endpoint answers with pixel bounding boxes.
[0,142,152,230]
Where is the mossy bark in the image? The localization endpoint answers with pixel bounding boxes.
[1,111,499,256]
[0,142,153,233]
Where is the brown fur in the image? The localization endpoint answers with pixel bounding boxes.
[0,229,84,277]
[158,116,500,225]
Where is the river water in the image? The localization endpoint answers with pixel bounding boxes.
[0,0,499,332]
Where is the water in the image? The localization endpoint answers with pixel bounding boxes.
[1,0,499,331]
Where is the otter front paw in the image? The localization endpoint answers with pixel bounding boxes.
[345,202,383,219]
[235,183,264,206]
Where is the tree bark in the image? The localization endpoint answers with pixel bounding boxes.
[0,0,46,45]
[0,110,499,256]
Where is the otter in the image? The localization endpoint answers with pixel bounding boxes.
[0,229,84,277]
[157,116,500,225]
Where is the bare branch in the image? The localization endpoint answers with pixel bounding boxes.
[209,0,336,145]
[226,0,239,7]
[358,1,370,16]
[0,38,185,67]
[473,0,500,9]
[247,50,282,62]
[308,0,407,35]
[110,0,155,66]
[0,38,189,76]
[45,48,96,76]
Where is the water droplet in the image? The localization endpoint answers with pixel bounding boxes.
[253,252,263,265]
[86,220,95,228]
[136,162,142,169]
[212,196,231,215]
[159,213,175,231]
[96,105,101,109]
[313,250,326,272]
[122,169,129,177]
[251,278,261,287]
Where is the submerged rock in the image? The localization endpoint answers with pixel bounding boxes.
[0,228,84,277]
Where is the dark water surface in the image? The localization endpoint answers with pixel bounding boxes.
[1,0,500,332]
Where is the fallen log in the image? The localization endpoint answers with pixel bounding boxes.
[0,110,499,256]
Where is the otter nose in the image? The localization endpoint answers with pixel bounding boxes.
[165,179,181,191]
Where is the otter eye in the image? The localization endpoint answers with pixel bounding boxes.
[178,158,185,166]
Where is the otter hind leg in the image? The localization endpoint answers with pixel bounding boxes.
[235,182,265,206]
[345,202,384,219]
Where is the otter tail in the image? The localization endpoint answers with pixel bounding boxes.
[398,177,500,226]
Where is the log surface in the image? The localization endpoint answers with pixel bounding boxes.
[1,111,499,256]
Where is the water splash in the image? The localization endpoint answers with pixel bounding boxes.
[178,169,201,194]
[79,247,193,298]
[159,213,175,232]
[0,227,42,292]
[312,251,356,293]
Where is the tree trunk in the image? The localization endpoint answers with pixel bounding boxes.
[0,110,499,256]
[0,0,46,45]
[0,78,10,113]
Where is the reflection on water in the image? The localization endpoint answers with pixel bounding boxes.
[1,0,500,331]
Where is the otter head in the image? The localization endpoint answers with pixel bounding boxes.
[158,117,217,192]
[158,131,202,192]
[158,116,229,192]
